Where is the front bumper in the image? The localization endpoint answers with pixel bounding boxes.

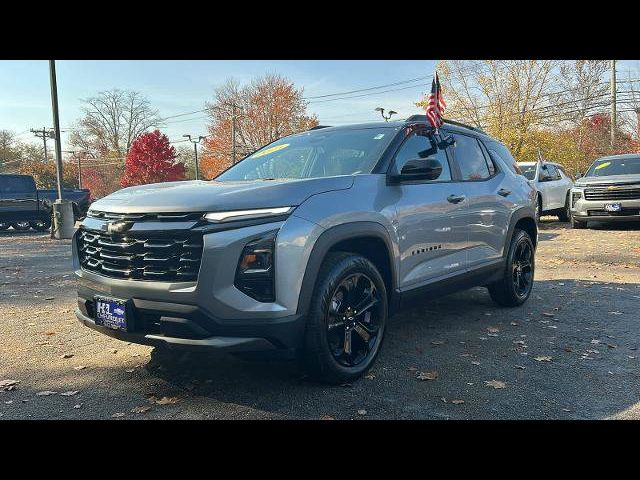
[76,285,305,356]
[570,195,640,222]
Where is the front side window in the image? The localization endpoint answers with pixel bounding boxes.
[519,164,538,180]
[586,156,640,177]
[393,131,452,181]
[452,134,491,180]
[215,127,397,181]
[541,164,559,181]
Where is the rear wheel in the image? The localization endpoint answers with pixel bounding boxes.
[303,252,388,384]
[557,193,570,222]
[30,218,51,232]
[488,229,535,307]
[11,221,31,231]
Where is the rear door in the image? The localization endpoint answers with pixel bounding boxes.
[391,129,469,288]
[448,133,511,268]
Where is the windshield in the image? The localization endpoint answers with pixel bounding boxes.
[519,164,537,180]
[215,127,396,181]
[586,157,640,177]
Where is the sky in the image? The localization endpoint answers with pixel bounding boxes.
[0,60,439,151]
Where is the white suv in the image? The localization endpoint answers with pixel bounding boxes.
[518,161,574,222]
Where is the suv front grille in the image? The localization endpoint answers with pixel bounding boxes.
[584,186,640,201]
[77,228,203,282]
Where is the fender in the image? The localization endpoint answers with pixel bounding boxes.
[504,206,538,259]
[296,221,398,317]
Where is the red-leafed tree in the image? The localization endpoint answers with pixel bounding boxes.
[120,130,186,187]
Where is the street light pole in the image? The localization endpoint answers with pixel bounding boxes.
[183,134,207,180]
[374,107,398,122]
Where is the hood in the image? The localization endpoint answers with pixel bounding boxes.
[575,174,640,187]
[89,176,355,214]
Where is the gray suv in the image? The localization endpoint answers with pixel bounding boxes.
[570,154,640,228]
[73,116,538,383]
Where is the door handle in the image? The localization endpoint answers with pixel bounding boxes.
[447,194,466,204]
[497,188,511,197]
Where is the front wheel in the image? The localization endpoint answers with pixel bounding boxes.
[11,221,31,231]
[488,229,535,307]
[303,252,388,384]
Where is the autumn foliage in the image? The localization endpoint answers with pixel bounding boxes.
[200,74,318,179]
[120,130,186,187]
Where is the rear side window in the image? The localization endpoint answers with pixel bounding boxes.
[0,176,35,193]
[451,134,491,180]
[485,141,521,175]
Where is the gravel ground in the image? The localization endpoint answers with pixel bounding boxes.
[1,218,640,420]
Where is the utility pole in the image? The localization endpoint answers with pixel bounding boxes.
[63,150,87,189]
[611,60,617,150]
[30,127,54,163]
[183,134,207,180]
[49,60,74,239]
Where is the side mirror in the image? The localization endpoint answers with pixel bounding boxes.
[397,158,443,181]
[575,172,583,179]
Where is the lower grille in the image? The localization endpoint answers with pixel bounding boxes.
[588,208,640,217]
[77,228,203,281]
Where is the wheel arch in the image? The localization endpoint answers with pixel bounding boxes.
[296,222,398,317]
[505,208,538,255]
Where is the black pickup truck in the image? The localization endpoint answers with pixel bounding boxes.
[0,174,91,232]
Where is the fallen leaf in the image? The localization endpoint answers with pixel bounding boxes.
[73,365,86,370]
[609,311,623,315]
[416,370,438,381]
[60,391,79,396]
[607,344,617,349]
[154,396,178,405]
[125,369,135,373]
[357,409,367,416]
[36,390,58,396]
[484,380,507,389]
[60,353,74,359]
[73,404,82,409]
[471,361,481,366]
[542,312,555,318]
[364,372,375,380]
[45,331,56,336]
[510,322,519,326]
[320,415,335,420]
[431,340,445,346]
[0,379,19,391]
[515,365,526,370]
[110,349,118,354]
[407,367,418,372]
[111,412,126,418]
[564,346,574,352]
[451,399,465,405]
[591,339,601,345]
[534,356,553,362]
[487,326,500,333]
[131,405,152,414]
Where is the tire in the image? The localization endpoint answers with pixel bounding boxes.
[557,193,570,222]
[571,216,587,229]
[0,222,9,231]
[488,229,535,307]
[302,252,388,384]
[11,221,31,232]
[30,218,51,232]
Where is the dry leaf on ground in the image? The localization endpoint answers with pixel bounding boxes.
[111,412,125,418]
[36,390,57,396]
[0,380,19,391]
[131,405,152,414]
[60,391,79,396]
[484,380,507,389]
[416,370,438,381]
[534,356,553,362]
[357,409,367,416]
[153,396,179,405]
[451,399,465,405]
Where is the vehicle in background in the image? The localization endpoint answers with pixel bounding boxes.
[0,174,91,232]
[517,161,574,222]
[570,154,640,229]
[73,116,537,383]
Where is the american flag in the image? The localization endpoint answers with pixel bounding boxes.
[425,72,446,129]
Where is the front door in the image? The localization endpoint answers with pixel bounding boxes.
[391,129,469,289]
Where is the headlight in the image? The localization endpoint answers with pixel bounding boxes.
[204,207,294,223]
[234,230,278,302]
[571,190,582,208]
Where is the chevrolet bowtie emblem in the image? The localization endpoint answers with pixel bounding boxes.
[103,220,134,234]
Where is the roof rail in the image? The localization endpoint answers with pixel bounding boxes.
[309,125,332,130]
[404,115,487,135]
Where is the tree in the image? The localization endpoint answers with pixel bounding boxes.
[69,89,161,157]
[120,130,186,187]
[18,158,79,189]
[200,74,318,179]
[0,130,18,169]
[419,60,558,159]
[175,144,197,180]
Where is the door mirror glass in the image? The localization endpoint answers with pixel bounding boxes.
[400,158,443,181]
